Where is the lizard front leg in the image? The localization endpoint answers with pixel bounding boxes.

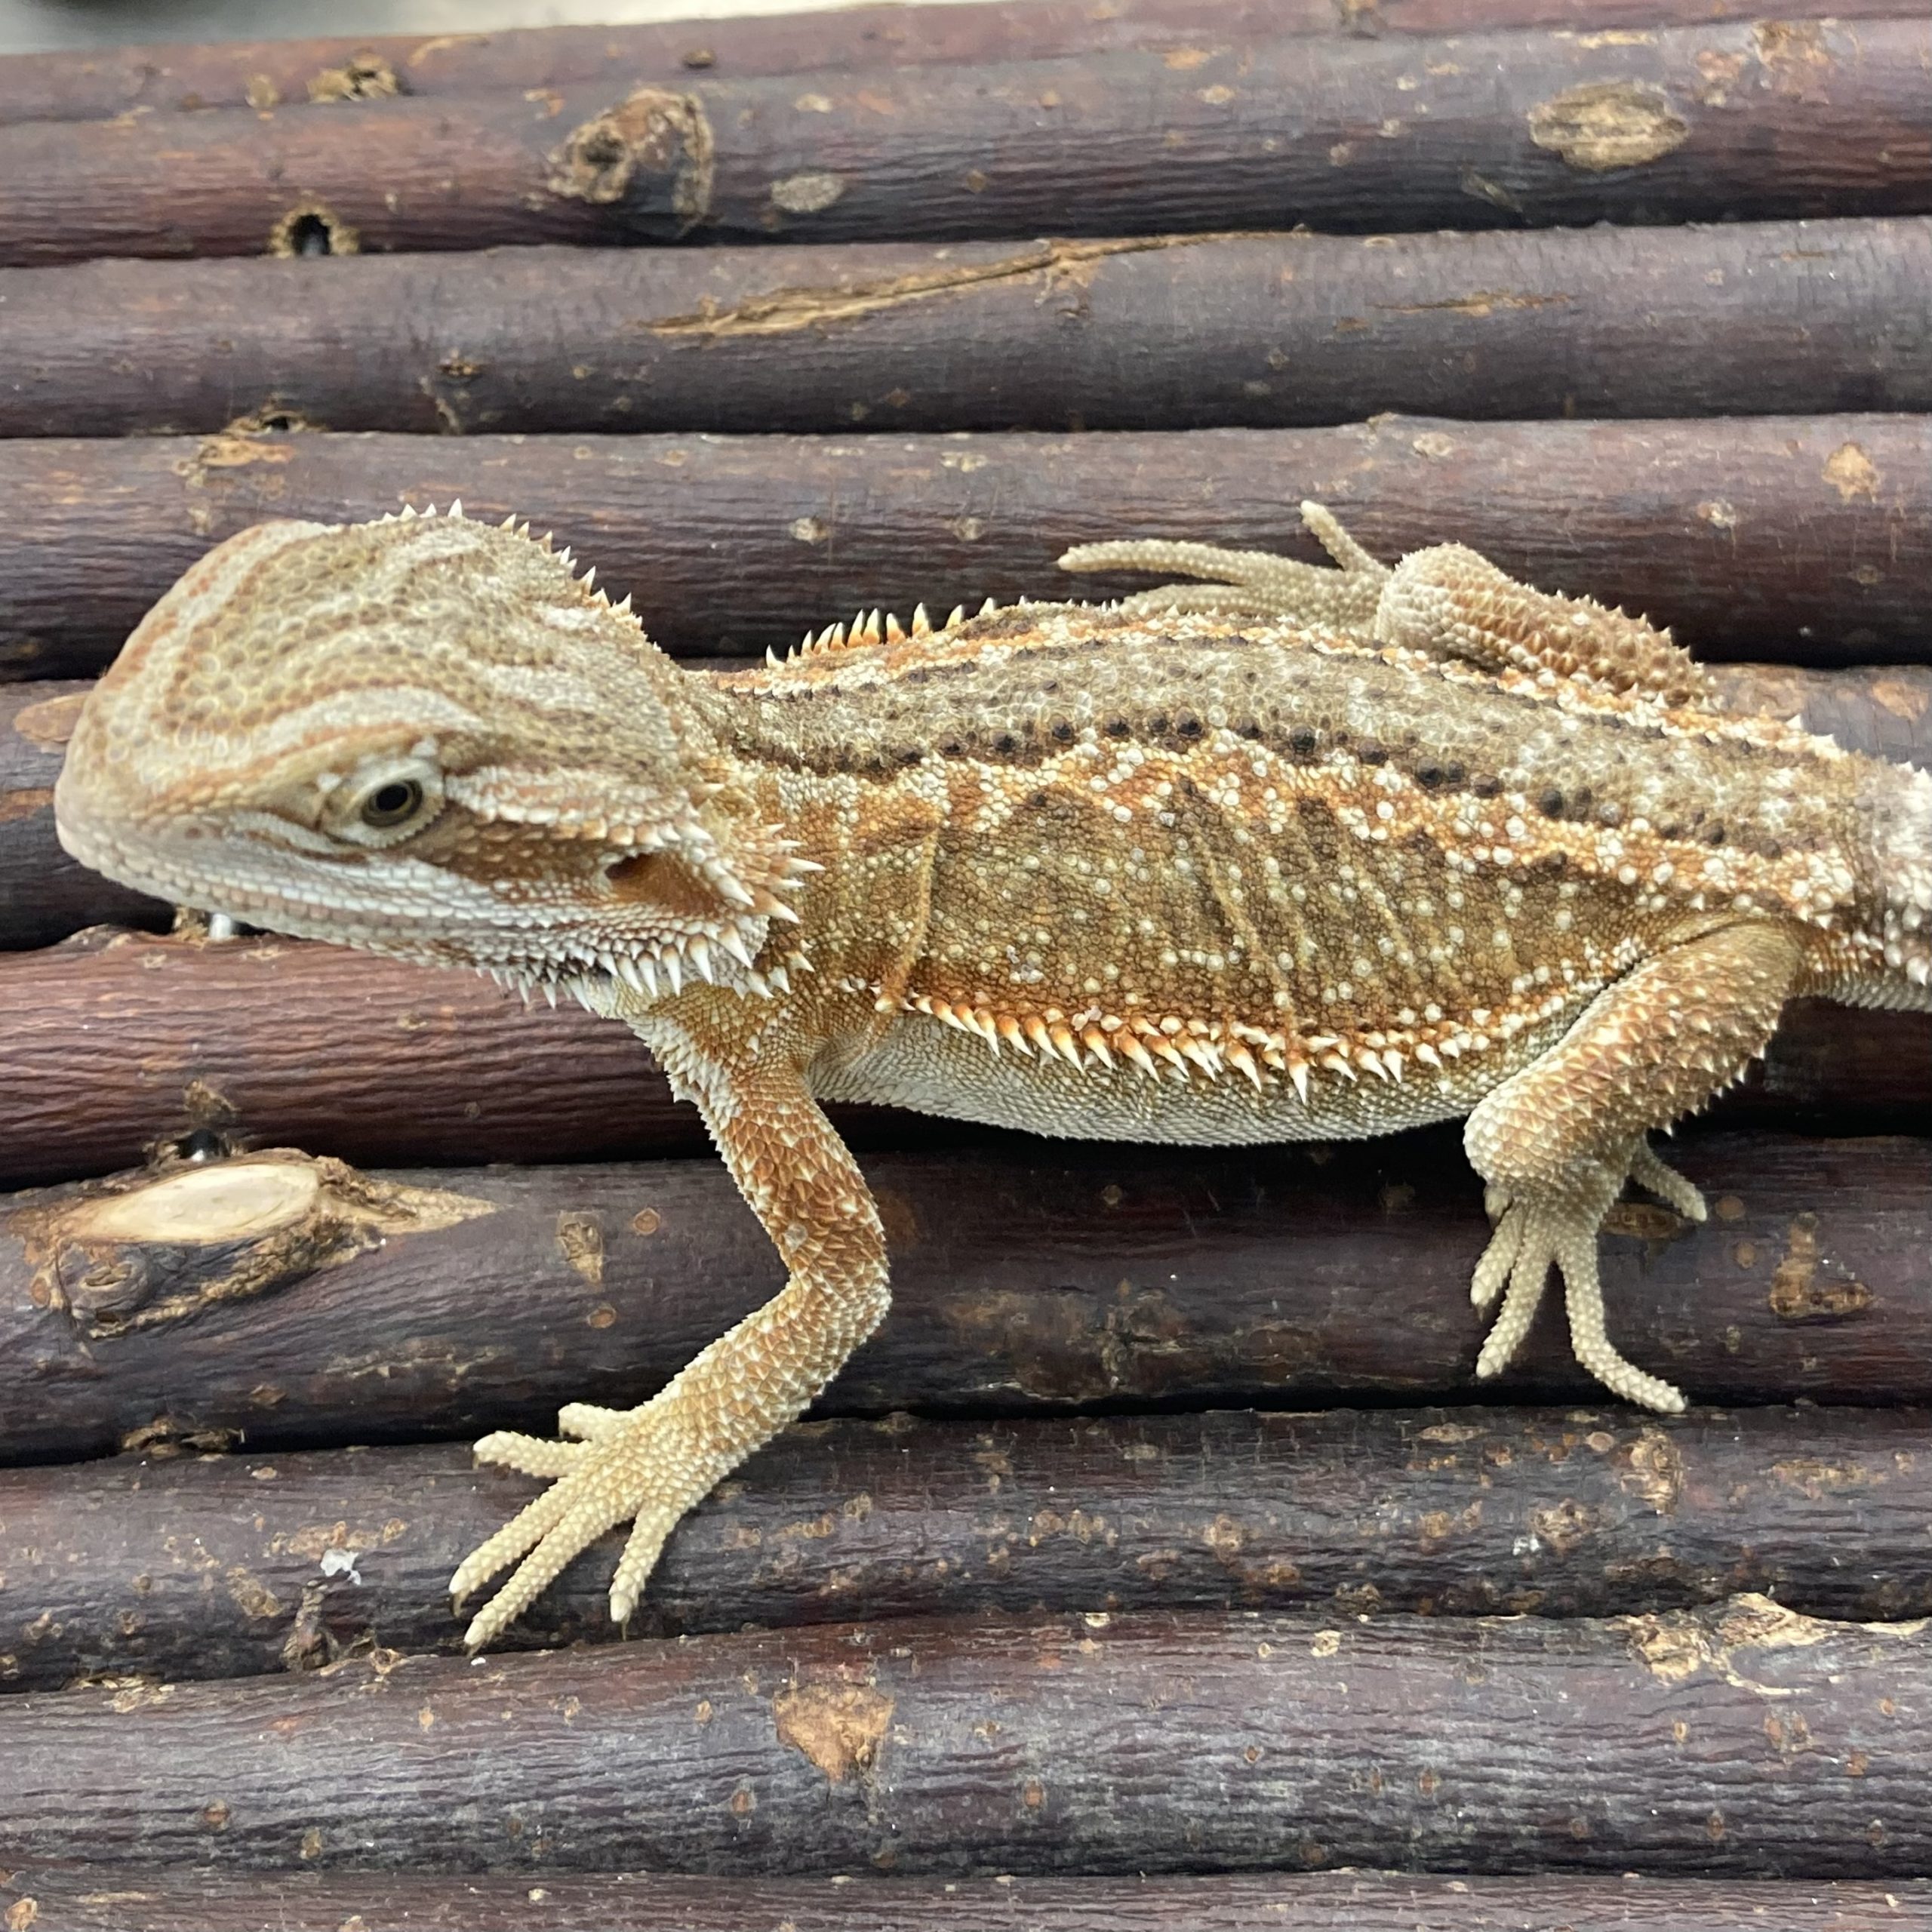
[451,1029,888,1650]
[1463,922,1805,1412]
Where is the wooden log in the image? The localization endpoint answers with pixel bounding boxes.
[2,1132,1928,1464]
[0,4,1363,129]
[6,0,1918,128]
[7,663,1925,955]
[4,1405,1931,1691]
[5,1599,1930,1875]
[8,219,1932,441]
[0,682,169,949]
[0,931,689,1183]
[3,1869,1926,1932]
[0,931,1924,1195]
[4,415,1928,682]
[0,20,1926,269]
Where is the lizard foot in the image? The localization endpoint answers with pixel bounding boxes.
[451,1396,700,1651]
[1470,1178,1687,1416]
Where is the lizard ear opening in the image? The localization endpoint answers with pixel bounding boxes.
[608,848,731,921]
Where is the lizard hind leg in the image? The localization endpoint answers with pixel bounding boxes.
[1055,500,1389,632]
[1461,922,1805,1415]
[1374,539,1712,707]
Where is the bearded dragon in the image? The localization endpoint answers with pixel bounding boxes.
[53,502,1932,1650]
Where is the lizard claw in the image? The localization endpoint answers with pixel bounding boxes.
[469,1429,589,1479]
[453,1395,694,1649]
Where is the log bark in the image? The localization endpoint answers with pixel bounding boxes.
[4,415,1928,681]
[0,19,1925,269]
[3,1869,1925,1932]
[5,0,1916,128]
[8,219,1932,440]
[5,1599,1930,1875]
[8,663,1926,954]
[4,1405,1930,1691]
[2,1134,1928,1463]
[0,928,1925,1192]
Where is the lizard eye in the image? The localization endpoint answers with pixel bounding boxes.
[362,779,424,827]
[328,755,445,846]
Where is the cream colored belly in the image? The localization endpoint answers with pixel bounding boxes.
[811,1008,1582,1147]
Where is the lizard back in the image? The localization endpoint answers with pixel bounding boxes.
[720,604,1883,1143]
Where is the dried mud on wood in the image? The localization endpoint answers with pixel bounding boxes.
[2,1133,1928,1462]
[0,18,1926,267]
[2,1406,1930,1690]
[2,1869,1927,1932]
[3,415,1927,680]
[7,219,1930,440]
[6,662,1925,955]
[5,1601,1930,1875]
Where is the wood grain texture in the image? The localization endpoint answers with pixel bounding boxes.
[0,18,1924,269]
[4,414,1928,681]
[2,1868,1927,1932]
[3,0,1915,127]
[5,1600,1930,1876]
[2,1134,1928,1463]
[5,219,1930,439]
[2,1405,1930,1690]
[7,663,1926,953]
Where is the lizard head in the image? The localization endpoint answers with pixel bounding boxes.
[55,507,807,998]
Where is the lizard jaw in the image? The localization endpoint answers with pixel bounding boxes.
[54,780,810,1007]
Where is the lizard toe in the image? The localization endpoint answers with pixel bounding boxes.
[472,1429,589,1478]
[1557,1223,1687,1414]
[1628,1139,1708,1224]
[1473,1205,1552,1377]
[1469,1200,1527,1311]
[449,1477,576,1607]
[557,1401,631,1440]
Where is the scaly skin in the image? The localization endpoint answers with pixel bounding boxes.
[54,502,1932,1647]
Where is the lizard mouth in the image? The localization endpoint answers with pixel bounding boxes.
[54,790,804,1001]
[55,796,517,956]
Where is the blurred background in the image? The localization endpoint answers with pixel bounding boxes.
[0,0,959,54]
